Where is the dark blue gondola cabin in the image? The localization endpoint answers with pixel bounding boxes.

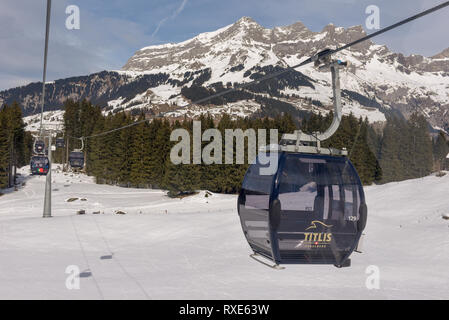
[34,140,45,154]
[238,152,367,268]
[69,151,85,169]
[30,155,49,175]
[56,138,65,148]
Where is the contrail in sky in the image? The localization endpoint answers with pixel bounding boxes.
[151,0,188,38]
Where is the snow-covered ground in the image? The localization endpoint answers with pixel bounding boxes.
[0,166,448,299]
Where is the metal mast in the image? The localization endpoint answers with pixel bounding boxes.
[39,0,51,137]
[42,0,52,218]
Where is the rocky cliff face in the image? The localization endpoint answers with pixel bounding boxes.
[2,17,449,130]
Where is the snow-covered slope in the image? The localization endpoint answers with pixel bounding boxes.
[0,167,448,299]
[22,110,65,132]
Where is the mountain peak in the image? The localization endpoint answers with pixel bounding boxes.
[432,47,449,59]
[232,16,264,31]
[236,16,258,25]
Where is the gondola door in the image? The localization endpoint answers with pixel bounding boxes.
[271,153,367,266]
[238,154,280,261]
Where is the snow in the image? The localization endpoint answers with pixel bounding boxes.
[311,32,327,42]
[139,23,235,52]
[107,97,126,109]
[166,100,261,119]
[110,20,449,127]
[342,100,386,123]
[23,110,65,132]
[107,17,449,129]
[0,166,448,299]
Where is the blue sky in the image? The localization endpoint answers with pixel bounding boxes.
[0,0,448,90]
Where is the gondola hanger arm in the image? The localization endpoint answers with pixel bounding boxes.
[280,58,348,153]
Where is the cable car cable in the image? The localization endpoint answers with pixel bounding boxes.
[70,2,449,140]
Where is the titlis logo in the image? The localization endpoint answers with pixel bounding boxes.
[302,221,333,248]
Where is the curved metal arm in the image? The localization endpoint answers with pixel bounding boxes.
[280,60,346,151]
[315,63,342,141]
[70,136,84,152]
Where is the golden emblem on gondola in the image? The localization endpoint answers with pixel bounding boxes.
[305,221,333,231]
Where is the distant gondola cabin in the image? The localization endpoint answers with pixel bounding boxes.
[30,155,49,175]
[56,138,65,148]
[34,140,45,154]
[69,151,84,169]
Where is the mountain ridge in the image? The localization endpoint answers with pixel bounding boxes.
[1,16,449,131]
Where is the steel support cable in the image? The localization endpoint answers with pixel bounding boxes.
[72,2,449,140]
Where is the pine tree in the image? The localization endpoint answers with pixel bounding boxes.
[163,118,202,196]
[87,114,107,182]
[0,102,27,188]
[129,114,152,187]
[148,119,171,187]
[433,131,449,171]
[0,106,9,188]
[379,117,405,182]
[408,113,433,178]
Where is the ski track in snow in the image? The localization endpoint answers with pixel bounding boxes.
[0,166,448,299]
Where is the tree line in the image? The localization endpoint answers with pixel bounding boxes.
[0,102,33,189]
[62,99,397,195]
[63,100,298,195]
[303,111,449,183]
[2,99,448,194]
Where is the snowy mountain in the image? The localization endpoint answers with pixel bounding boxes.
[1,17,449,130]
[0,166,448,299]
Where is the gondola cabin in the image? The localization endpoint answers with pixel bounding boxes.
[69,151,84,169]
[30,155,49,175]
[238,151,367,268]
[34,140,45,154]
[56,138,65,148]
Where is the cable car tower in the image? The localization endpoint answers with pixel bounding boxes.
[40,0,52,218]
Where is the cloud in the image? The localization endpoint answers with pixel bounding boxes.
[0,0,153,91]
[151,0,188,38]
[173,0,188,17]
